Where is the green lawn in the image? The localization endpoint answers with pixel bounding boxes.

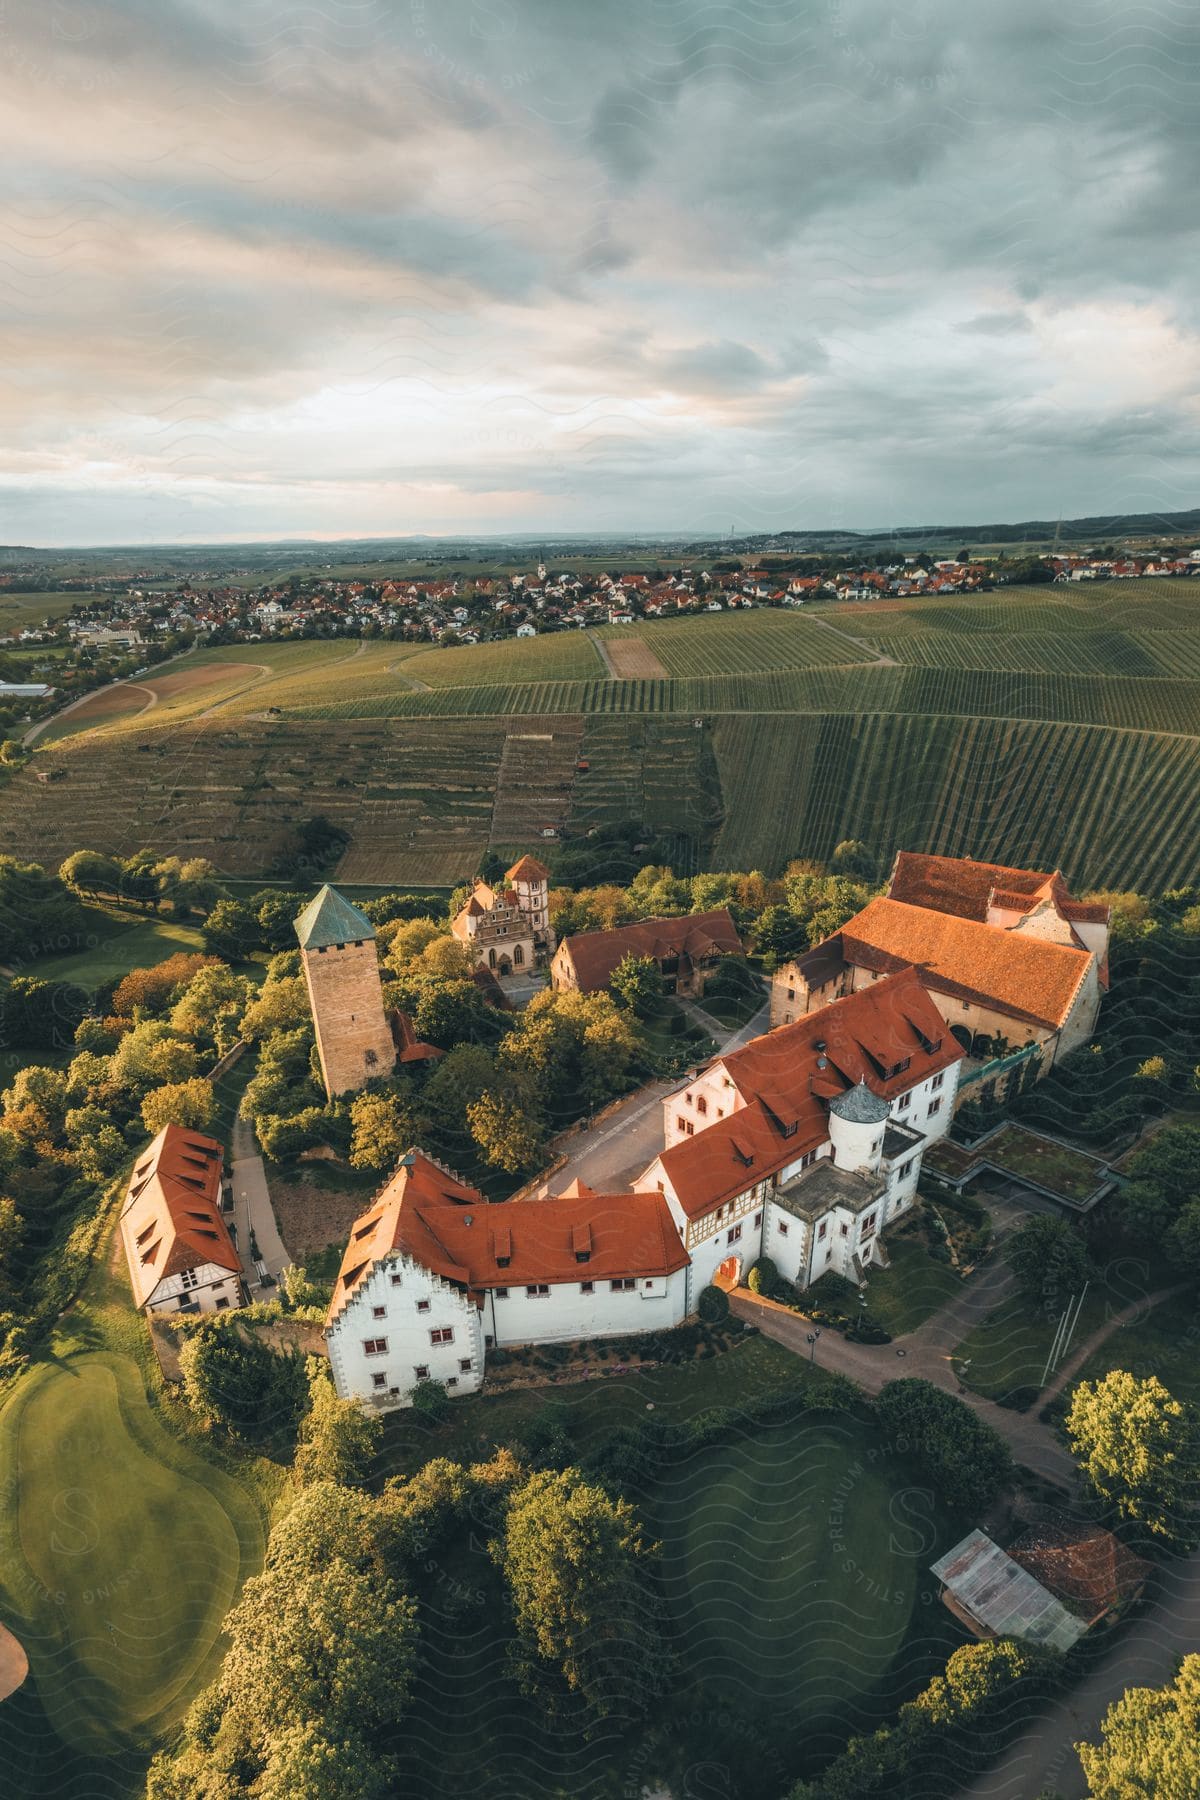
[952,1265,1144,1406]
[20,902,207,990]
[376,1333,825,1479]
[860,1236,964,1336]
[0,1353,265,1788]
[1044,1289,1200,1421]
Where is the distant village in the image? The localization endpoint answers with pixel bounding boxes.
[4,544,1200,656]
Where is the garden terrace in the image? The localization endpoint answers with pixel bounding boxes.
[926,1122,1116,1211]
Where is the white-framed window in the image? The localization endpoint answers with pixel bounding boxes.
[372,1372,386,1389]
[416,1299,431,1313]
[778,1220,789,1237]
[526,1283,549,1298]
[727,1224,742,1245]
[611,1278,636,1293]
[459,1358,473,1373]
[897,1091,911,1111]
[928,1098,942,1118]
[430,1326,454,1346]
[899,1158,913,1178]
[363,1337,388,1356]
[390,1273,403,1287]
[931,1072,945,1091]
[414,1364,429,1380]
[495,1286,509,1299]
[372,1305,386,1319]
[580,1280,594,1294]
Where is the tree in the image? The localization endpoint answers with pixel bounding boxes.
[141,1076,216,1136]
[240,973,311,1041]
[382,916,443,972]
[179,1323,307,1445]
[1125,1124,1200,1214]
[1005,1214,1091,1313]
[0,975,88,1050]
[108,1020,200,1099]
[59,848,121,901]
[111,953,218,1019]
[1066,1370,1200,1543]
[1168,1197,1200,1282]
[752,903,807,960]
[1076,1654,1200,1800]
[493,1466,667,1723]
[875,1379,1012,1512]
[467,1088,546,1173]
[348,1085,429,1172]
[170,963,254,1056]
[831,839,877,880]
[608,952,663,1015]
[410,977,496,1049]
[203,896,261,962]
[294,1361,381,1488]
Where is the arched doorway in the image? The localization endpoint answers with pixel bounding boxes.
[498,954,513,976]
[714,1254,742,1291]
[951,1024,971,1053]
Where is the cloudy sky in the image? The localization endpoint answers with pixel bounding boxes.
[2,0,1198,544]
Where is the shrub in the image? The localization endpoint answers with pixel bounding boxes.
[747,1255,779,1297]
[874,1378,1012,1513]
[409,1380,452,1425]
[697,1283,729,1323]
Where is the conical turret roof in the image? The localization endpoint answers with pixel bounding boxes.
[294,884,375,951]
[828,1077,890,1125]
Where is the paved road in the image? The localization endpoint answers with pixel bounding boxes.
[230,1113,290,1291]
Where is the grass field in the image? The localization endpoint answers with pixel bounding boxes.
[859,1236,964,1336]
[1042,1289,1200,1422]
[4,578,1200,890]
[16,902,207,990]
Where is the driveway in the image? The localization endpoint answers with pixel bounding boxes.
[230,1113,290,1291]
[541,1078,679,1196]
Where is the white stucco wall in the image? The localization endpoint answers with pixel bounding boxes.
[327,1253,486,1409]
[483,1266,689,1346]
[146,1263,242,1315]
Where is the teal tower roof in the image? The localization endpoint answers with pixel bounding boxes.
[294,884,376,951]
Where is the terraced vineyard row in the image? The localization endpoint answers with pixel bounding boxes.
[396,632,605,688]
[289,665,1200,734]
[611,611,877,676]
[876,628,1171,677]
[712,713,1200,891]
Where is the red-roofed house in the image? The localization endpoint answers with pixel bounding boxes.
[118,1125,243,1316]
[771,854,1109,1088]
[551,908,742,998]
[635,967,960,1304]
[325,1151,689,1410]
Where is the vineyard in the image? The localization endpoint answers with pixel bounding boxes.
[5,576,1200,890]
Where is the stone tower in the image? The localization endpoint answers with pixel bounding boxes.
[294,885,396,1099]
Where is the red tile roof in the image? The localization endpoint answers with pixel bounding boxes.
[557,908,741,992]
[654,968,959,1219]
[119,1124,236,1309]
[506,854,550,882]
[889,851,1057,920]
[327,1152,687,1323]
[839,896,1093,1031]
[392,1010,444,1064]
[1008,1523,1151,1621]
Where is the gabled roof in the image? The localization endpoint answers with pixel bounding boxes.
[889,851,1057,921]
[653,968,960,1219]
[558,908,741,992]
[294,884,375,951]
[392,1011,444,1064]
[327,1151,688,1325]
[119,1124,236,1309]
[931,1529,1087,1652]
[1008,1522,1151,1621]
[839,895,1093,1032]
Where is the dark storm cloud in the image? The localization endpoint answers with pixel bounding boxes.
[0,0,1197,541]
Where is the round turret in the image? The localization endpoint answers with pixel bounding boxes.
[828,1078,889,1174]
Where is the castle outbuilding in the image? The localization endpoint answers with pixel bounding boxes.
[295,885,396,1098]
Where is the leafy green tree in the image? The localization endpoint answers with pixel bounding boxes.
[252,889,309,951]
[608,952,663,1014]
[1076,1654,1200,1800]
[0,975,88,1050]
[108,1020,199,1099]
[493,1466,667,1724]
[203,896,261,961]
[752,903,807,960]
[141,1076,216,1136]
[57,846,119,896]
[1066,1370,1200,1543]
[875,1379,1012,1512]
[831,839,878,881]
[348,1084,428,1172]
[111,953,218,1019]
[467,1087,546,1173]
[180,1323,307,1445]
[1005,1214,1091,1313]
[411,977,496,1048]
[170,964,254,1056]
[240,973,311,1041]
[294,1361,382,1488]
[1168,1197,1200,1282]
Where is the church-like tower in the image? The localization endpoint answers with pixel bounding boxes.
[294,886,396,1099]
